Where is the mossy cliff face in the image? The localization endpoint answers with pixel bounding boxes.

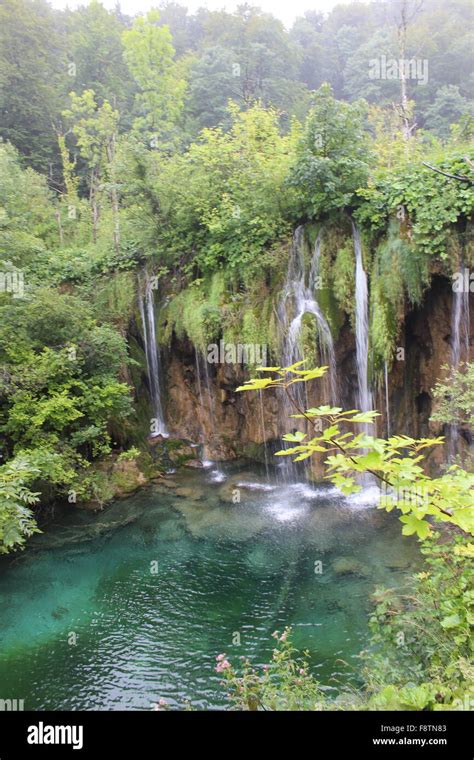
[129,219,473,468]
[154,274,473,469]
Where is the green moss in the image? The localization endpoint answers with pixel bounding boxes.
[332,240,356,325]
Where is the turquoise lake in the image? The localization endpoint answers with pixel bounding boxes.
[0,462,418,710]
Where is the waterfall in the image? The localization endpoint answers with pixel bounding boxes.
[449,262,471,459]
[139,272,168,438]
[451,263,470,368]
[384,361,390,438]
[352,221,373,425]
[277,227,338,483]
[197,351,224,479]
[280,227,338,405]
[258,389,270,480]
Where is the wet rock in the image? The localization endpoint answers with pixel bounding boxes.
[147,434,169,447]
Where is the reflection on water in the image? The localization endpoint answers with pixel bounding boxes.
[0,461,418,710]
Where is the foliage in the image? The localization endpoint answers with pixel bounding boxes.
[0,456,41,554]
[233,363,474,710]
[431,363,474,431]
[355,149,474,259]
[0,143,57,264]
[363,532,474,710]
[0,445,78,553]
[217,628,327,711]
[288,84,372,218]
[117,446,141,462]
[0,0,67,175]
[331,239,356,321]
[122,10,186,144]
[144,103,297,277]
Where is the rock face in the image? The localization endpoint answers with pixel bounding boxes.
[152,276,472,468]
[165,340,282,461]
[383,276,473,468]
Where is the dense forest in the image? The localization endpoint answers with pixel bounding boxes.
[0,0,473,715]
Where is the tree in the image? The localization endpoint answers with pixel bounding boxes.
[65,0,134,113]
[122,10,187,147]
[0,457,41,553]
[0,0,67,176]
[424,86,473,140]
[62,90,120,245]
[389,0,424,144]
[289,84,372,218]
[0,142,57,264]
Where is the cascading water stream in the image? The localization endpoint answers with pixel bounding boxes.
[258,389,270,481]
[198,351,224,479]
[384,361,391,438]
[449,262,471,458]
[351,221,373,431]
[451,263,470,368]
[139,272,168,438]
[277,227,338,483]
[281,227,338,406]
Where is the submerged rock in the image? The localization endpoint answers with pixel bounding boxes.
[332,557,368,577]
[384,554,413,570]
[175,486,204,500]
[161,479,178,489]
[170,495,266,541]
[218,472,268,504]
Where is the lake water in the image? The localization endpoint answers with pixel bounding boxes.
[0,462,418,710]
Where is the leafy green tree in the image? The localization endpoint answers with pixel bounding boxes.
[62,90,120,244]
[122,10,187,146]
[143,103,298,276]
[364,534,473,709]
[230,363,474,710]
[65,0,134,113]
[424,86,474,140]
[289,84,372,218]
[0,143,58,264]
[187,46,243,129]
[170,5,309,134]
[0,0,67,175]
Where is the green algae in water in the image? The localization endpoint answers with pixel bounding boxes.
[0,463,418,710]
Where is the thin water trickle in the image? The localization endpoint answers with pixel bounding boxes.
[384,361,390,438]
[451,263,470,368]
[351,221,373,434]
[258,389,270,480]
[201,352,223,474]
[139,271,168,437]
[449,262,471,458]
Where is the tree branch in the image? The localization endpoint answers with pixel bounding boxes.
[422,162,473,184]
